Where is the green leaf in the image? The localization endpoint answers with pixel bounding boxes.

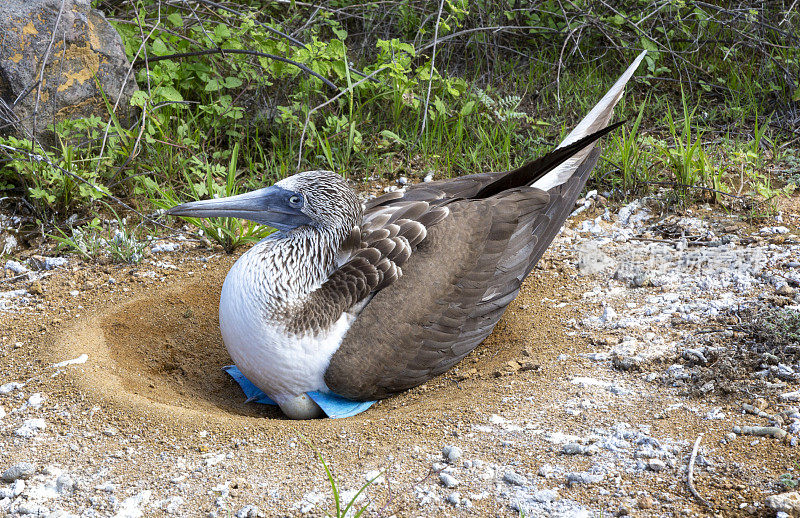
[130,90,149,108]
[151,38,169,56]
[224,76,243,89]
[214,24,231,41]
[379,129,404,143]
[155,85,183,102]
[459,100,476,117]
[167,13,183,27]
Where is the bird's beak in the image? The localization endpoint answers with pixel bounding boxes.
[167,185,311,230]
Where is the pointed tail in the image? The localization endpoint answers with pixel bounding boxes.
[532,50,647,191]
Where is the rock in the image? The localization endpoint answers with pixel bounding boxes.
[442,445,462,464]
[563,443,597,455]
[15,418,46,438]
[531,489,559,503]
[0,0,137,144]
[115,490,152,518]
[647,459,666,472]
[27,281,44,296]
[777,284,796,296]
[0,381,24,394]
[503,470,527,486]
[28,256,68,271]
[766,491,800,513]
[439,472,459,488]
[637,495,656,509]
[27,392,45,408]
[235,505,260,518]
[576,243,614,275]
[566,472,605,485]
[56,474,75,494]
[4,260,28,274]
[1,462,36,482]
[446,492,460,506]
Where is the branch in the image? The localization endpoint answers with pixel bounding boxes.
[132,48,339,92]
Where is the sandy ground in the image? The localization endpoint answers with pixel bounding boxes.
[1,196,800,517]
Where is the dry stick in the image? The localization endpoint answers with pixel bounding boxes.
[414,25,556,54]
[416,0,445,144]
[688,434,711,508]
[555,23,585,108]
[31,0,67,140]
[132,49,338,92]
[781,0,799,25]
[296,66,389,171]
[98,3,162,177]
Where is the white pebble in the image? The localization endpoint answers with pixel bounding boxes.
[439,472,460,488]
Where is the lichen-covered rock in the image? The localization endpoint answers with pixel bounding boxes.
[0,0,137,144]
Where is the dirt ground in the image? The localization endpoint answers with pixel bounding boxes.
[1,196,800,517]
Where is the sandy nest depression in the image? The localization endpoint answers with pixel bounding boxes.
[2,199,800,516]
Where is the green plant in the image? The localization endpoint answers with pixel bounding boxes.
[607,96,648,193]
[151,142,273,253]
[305,439,381,518]
[51,206,148,264]
[658,89,718,201]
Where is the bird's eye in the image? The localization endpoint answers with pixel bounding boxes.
[288,195,303,206]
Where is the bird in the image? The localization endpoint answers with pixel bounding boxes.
[167,51,646,420]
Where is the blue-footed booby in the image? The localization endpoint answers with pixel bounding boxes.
[168,51,646,419]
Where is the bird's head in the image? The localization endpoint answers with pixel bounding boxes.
[167,170,362,234]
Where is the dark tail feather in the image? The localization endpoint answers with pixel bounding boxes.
[472,120,624,199]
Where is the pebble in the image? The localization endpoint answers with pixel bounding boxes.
[732,425,787,440]
[503,470,528,486]
[647,459,666,472]
[235,505,260,517]
[4,260,28,274]
[0,381,24,395]
[563,443,597,456]
[439,472,460,488]
[566,472,605,485]
[446,491,461,506]
[442,445,462,464]
[1,462,36,482]
[15,418,46,438]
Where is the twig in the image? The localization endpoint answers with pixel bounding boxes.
[417,0,446,143]
[132,48,339,92]
[32,0,67,139]
[642,180,745,200]
[688,434,711,508]
[190,0,307,49]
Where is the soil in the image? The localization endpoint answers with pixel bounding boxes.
[1,200,799,517]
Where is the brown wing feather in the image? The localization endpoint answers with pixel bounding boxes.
[325,148,602,400]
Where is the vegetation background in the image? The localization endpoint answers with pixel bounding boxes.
[1,0,798,259]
